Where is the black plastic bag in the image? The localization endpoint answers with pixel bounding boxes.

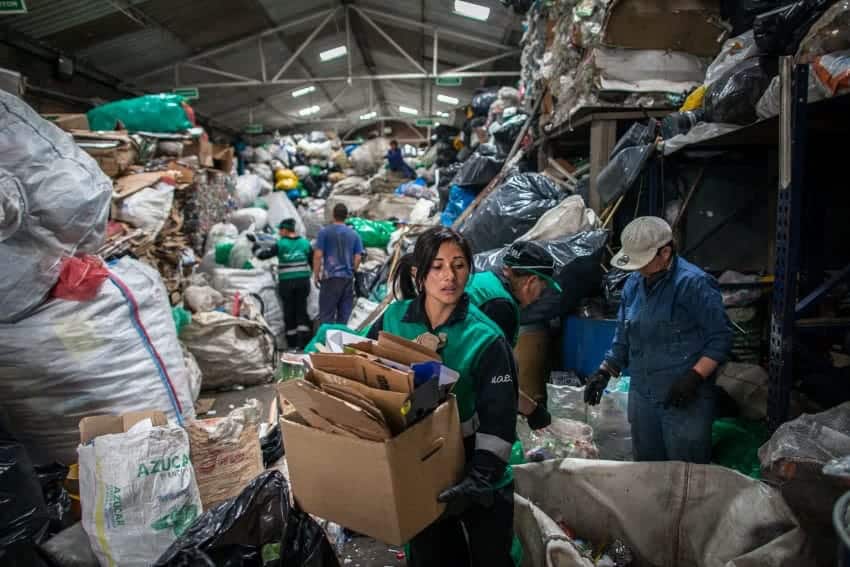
[603,268,631,315]
[660,110,705,140]
[753,0,835,56]
[474,230,609,322]
[449,150,504,192]
[492,114,527,155]
[260,426,284,468]
[0,435,51,566]
[355,267,382,298]
[704,57,776,124]
[34,463,72,537]
[596,122,657,209]
[38,522,99,567]
[722,0,795,35]
[471,88,499,117]
[155,470,339,567]
[461,173,565,253]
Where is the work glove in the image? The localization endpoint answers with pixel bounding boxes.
[437,467,496,516]
[583,368,611,406]
[664,369,703,409]
[526,403,551,430]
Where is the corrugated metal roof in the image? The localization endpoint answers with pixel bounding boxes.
[5,0,147,38]
[76,27,192,77]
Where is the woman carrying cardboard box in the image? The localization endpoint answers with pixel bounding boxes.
[368,226,518,567]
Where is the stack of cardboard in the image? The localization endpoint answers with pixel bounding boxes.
[71,130,138,178]
[279,331,465,545]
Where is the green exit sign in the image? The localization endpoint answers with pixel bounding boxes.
[244,124,263,134]
[415,118,436,127]
[0,0,27,14]
[173,87,199,101]
[435,77,462,87]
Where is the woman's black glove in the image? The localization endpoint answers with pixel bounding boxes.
[526,403,551,430]
[437,468,495,516]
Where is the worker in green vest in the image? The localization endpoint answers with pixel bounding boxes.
[394,241,560,430]
[368,226,517,567]
[255,218,313,349]
[466,241,561,430]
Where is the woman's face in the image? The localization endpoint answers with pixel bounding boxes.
[422,242,470,305]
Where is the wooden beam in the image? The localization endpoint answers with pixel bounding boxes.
[589,120,618,213]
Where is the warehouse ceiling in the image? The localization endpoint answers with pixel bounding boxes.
[2,0,524,135]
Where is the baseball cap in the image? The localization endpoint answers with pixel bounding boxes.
[277,218,297,231]
[504,241,562,292]
[610,216,673,271]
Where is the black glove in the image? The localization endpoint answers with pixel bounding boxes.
[664,369,703,409]
[583,368,611,406]
[251,242,262,254]
[526,403,551,430]
[437,468,496,516]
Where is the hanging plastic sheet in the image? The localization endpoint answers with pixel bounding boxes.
[474,230,609,322]
[753,0,835,56]
[704,57,776,124]
[595,121,657,209]
[155,470,340,567]
[461,173,565,253]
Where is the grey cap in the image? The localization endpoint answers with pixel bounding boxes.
[611,216,672,271]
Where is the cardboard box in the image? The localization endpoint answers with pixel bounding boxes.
[79,410,167,443]
[310,353,415,394]
[212,144,235,174]
[43,113,90,131]
[183,134,213,168]
[280,394,464,545]
[72,130,137,178]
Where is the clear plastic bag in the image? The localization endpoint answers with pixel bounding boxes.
[705,31,759,87]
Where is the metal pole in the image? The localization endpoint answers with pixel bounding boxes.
[182,62,255,83]
[432,29,438,77]
[174,64,179,87]
[272,9,338,81]
[768,57,809,431]
[345,5,352,83]
[258,37,267,82]
[443,50,521,74]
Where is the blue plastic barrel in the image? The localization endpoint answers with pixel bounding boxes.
[562,316,619,378]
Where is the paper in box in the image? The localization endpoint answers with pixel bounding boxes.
[279,393,464,545]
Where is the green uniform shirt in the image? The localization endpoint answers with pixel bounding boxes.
[276,236,311,281]
[466,271,520,347]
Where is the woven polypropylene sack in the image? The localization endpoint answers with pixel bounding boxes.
[0,91,112,322]
[0,257,195,465]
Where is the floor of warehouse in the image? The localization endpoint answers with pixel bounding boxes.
[201,384,406,566]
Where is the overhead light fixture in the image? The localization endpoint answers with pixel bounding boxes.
[437,94,459,105]
[319,45,347,62]
[399,105,418,116]
[292,85,316,97]
[453,0,490,21]
[435,110,450,118]
[360,111,377,120]
[298,105,320,116]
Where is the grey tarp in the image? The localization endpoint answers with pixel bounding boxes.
[513,459,815,566]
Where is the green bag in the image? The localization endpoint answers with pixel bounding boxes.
[214,242,234,266]
[171,307,192,335]
[711,417,768,479]
[346,217,395,248]
[88,94,193,133]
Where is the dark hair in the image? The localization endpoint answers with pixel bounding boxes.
[390,139,399,147]
[391,227,473,300]
[332,203,348,221]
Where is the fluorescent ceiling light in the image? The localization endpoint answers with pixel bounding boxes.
[360,111,377,120]
[435,110,450,118]
[292,85,316,97]
[399,106,418,115]
[298,105,320,116]
[437,94,459,105]
[454,0,490,21]
[319,45,347,62]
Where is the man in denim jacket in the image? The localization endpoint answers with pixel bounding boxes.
[585,217,732,463]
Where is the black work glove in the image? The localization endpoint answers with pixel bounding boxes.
[583,368,611,406]
[437,467,496,516]
[664,369,704,409]
[526,403,551,430]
